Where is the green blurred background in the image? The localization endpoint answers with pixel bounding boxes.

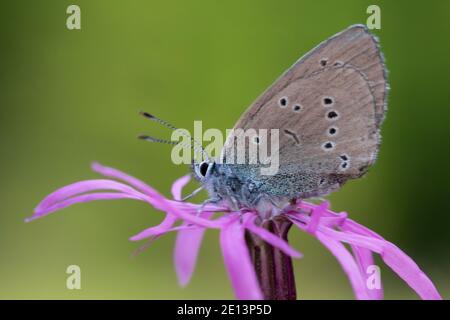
[0,0,449,299]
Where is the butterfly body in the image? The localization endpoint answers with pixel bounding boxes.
[193,162,345,214]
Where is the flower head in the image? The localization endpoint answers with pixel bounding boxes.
[27,162,442,300]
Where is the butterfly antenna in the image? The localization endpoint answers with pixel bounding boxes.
[137,135,177,145]
[140,111,178,130]
[139,111,210,161]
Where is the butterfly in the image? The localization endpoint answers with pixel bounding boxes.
[141,24,388,215]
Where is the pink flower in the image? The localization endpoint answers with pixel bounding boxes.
[27,162,442,300]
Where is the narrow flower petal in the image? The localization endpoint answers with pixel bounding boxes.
[35,179,149,212]
[324,227,441,300]
[305,201,328,234]
[290,214,383,299]
[350,245,383,300]
[154,199,227,228]
[339,216,383,299]
[172,174,210,286]
[132,224,205,256]
[292,203,442,300]
[379,242,441,300]
[341,219,384,240]
[144,176,228,229]
[92,162,228,213]
[171,175,191,200]
[90,164,226,228]
[220,219,263,300]
[27,193,140,222]
[92,162,161,197]
[174,212,213,287]
[315,232,370,300]
[32,171,223,229]
[131,174,196,242]
[244,216,303,258]
[129,214,178,241]
[301,202,382,239]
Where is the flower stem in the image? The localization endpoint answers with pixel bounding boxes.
[245,216,297,300]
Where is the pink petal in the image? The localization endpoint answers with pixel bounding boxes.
[32,169,223,229]
[315,231,370,300]
[380,242,441,300]
[324,226,441,299]
[340,220,383,299]
[341,219,384,240]
[292,204,442,300]
[244,215,303,258]
[35,179,149,212]
[27,193,141,222]
[349,245,383,299]
[171,170,234,286]
[301,201,382,239]
[129,214,179,241]
[320,228,384,252]
[145,191,226,229]
[92,162,161,197]
[290,214,383,299]
[174,212,213,287]
[171,174,205,287]
[220,219,263,300]
[91,164,225,229]
[132,224,204,256]
[130,174,204,242]
[306,201,328,234]
[171,175,191,200]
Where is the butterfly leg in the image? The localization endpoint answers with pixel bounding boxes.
[248,193,280,219]
[250,193,266,208]
[229,195,240,211]
[177,186,204,202]
[251,193,284,210]
[196,197,221,217]
[282,198,300,214]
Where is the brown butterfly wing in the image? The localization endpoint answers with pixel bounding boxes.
[230,24,387,129]
[222,25,388,196]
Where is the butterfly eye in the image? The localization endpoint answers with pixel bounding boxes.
[199,161,209,177]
